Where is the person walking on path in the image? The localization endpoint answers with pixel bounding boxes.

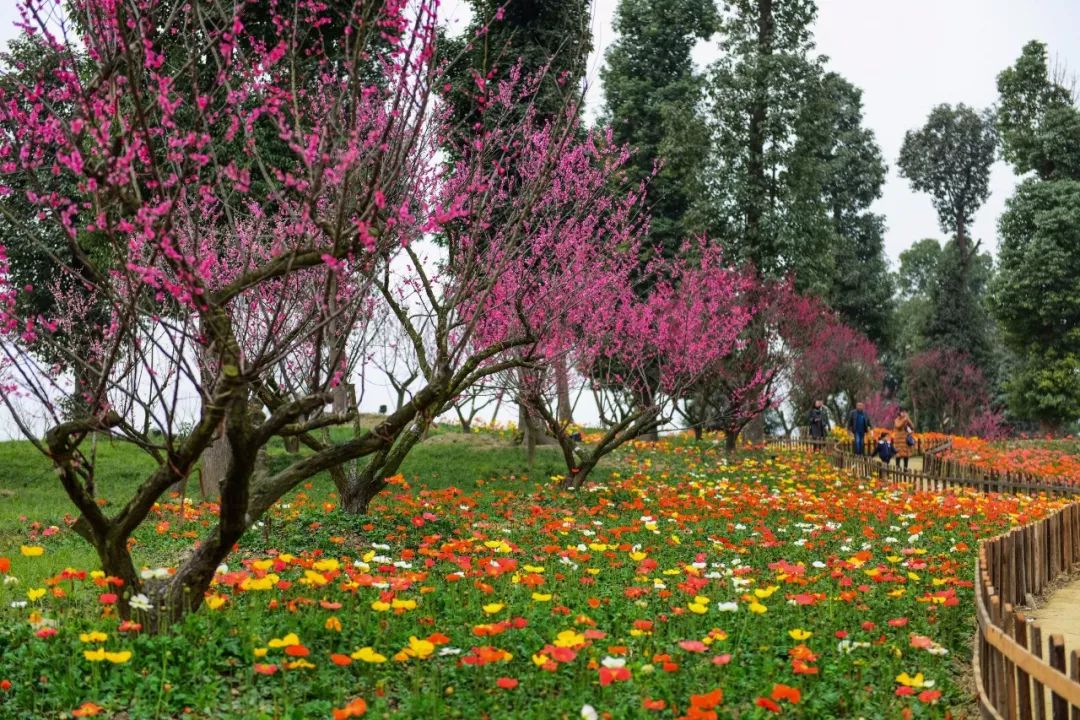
[808,400,829,447]
[848,402,873,456]
[893,408,915,470]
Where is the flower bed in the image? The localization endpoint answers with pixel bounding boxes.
[940,436,1080,485]
[0,441,1070,718]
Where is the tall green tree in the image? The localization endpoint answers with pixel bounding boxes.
[996,41,1080,181]
[898,104,998,248]
[897,103,997,369]
[798,72,892,344]
[992,41,1080,431]
[704,0,828,287]
[993,180,1080,430]
[703,0,893,337]
[599,0,718,258]
[442,0,592,140]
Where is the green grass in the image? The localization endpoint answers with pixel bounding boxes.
[0,426,569,582]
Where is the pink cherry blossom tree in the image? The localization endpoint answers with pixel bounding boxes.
[787,305,883,426]
[0,0,649,622]
[513,241,756,486]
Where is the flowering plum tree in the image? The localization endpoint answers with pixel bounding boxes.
[905,348,993,433]
[515,242,755,485]
[787,303,883,424]
[0,0,647,621]
[677,275,798,450]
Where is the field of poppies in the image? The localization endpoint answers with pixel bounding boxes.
[938,435,1080,485]
[0,433,1072,719]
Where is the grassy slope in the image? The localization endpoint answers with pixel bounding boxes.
[0,426,568,583]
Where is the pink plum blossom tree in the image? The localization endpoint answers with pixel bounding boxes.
[0,0,649,621]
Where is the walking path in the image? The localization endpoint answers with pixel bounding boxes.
[1027,577,1080,651]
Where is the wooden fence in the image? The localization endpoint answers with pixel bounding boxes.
[773,435,1080,497]
[924,452,1080,498]
[975,503,1080,719]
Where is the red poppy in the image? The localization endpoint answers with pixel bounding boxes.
[495,677,518,690]
[253,663,278,676]
[755,697,781,712]
[598,666,631,686]
[332,698,367,720]
[690,688,723,709]
[71,702,104,717]
[771,683,801,703]
[330,654,352,666]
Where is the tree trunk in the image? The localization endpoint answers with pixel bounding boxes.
[635,387,659,442]
[339,419,427,515]
[561,456,598,490]
[725,430,738,454]
[457,412,472,434]
[743,413,765,444]
[744,0,774,257]
[555,358,573,424]
[197,348,229,499]
[692,424,703,441]
[200,425,229,500]
[518,399,557,447]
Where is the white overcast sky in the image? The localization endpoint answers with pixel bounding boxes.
[3,1,1079,264]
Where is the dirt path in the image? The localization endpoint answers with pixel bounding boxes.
[1022,576,1080,710]
[1027,577,1080,650]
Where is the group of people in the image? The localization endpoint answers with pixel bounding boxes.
[807,400,916,469]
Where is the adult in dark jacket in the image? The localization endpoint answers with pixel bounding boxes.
[847,402,873,456]
[808,400,829,443]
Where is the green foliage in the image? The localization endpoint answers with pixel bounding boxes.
[995,40,1080,180]
[897,104,997,243]
[992,179,1080,429]
[892,238,995,371]
[441,0,591,139]
[992,42,1080,430]
[897,239,944,300]
[896,105,998,379]
[1004,353,1080,431]
[703,2,892,344]
[803,74,893,344]
[921,239,995,371]
[704,0,826,285]
[599,0,717,258]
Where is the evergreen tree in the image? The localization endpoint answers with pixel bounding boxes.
[897,103,997,371]
[703,0,893,336]
[442,0,592,142]
[991,41,1080,432]
[704,0,828,287]
[800,72,892,344]
[599,0,718,258]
